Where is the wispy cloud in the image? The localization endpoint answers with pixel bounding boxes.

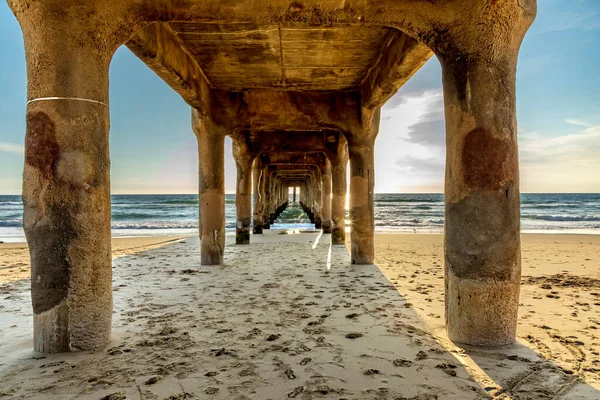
[520,125,600,158]
[519,123,600,192]
[532,1,600,34]
[0,142,24,154]
[565,118,591,127]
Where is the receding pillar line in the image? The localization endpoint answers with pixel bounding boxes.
[431,3,536,346]
[233,140,253,244]
[194,115,225,265]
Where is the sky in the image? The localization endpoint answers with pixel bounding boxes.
[0,1,599,194]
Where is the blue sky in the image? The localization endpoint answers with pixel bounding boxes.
[1,0,599,194]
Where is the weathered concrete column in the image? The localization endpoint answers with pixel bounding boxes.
[194,117,225,265]
[269,175,278,224]
[321,159,332,233]
[331,143,348,245]
[432,2,536,346]
[292,186,297,203]
[10,3,138,352]
[348,111,379,264]
[313,171,323,230]
[252,158,264,234]
[262,168,272,229]
[233,140,253,244]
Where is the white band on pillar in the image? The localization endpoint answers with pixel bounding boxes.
[26,97,108,107]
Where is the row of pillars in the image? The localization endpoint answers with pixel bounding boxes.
[203,139,351,265]
[24,88,523,353]
[15,3,534,352]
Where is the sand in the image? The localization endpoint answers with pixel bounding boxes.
[375,233,600,398]
[0,236,186,285]
[0,232,598,399]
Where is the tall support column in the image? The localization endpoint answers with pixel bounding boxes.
[293,186,297,203]
[348,111,379,264]
[270,176,279,224]
[262,168,272,229]
[432,2,536,346]
[194,121,225,265]
[321,159,332,233]
[11,5,135,352]
[252,159,264,234]
[233,140,253,244]
[8,0,151,352]
[313,171,323,230]
[331,141,348,245]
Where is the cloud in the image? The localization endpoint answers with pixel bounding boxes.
[376,88,446,193]
[0,142,24,154]
[520,124,600,158]
[565,118,591,127]
[379,79,600,193]
[519,123,600,192]
[382,57,442,109]
[402,90,445,148]
[532,2,600,34]
[395,155,444,177]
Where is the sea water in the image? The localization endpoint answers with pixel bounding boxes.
[0,193,599,242]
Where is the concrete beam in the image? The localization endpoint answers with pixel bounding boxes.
[127,22,211,111]
[361,30,433,110]
[211,90,361,133]
[132,0,451,40]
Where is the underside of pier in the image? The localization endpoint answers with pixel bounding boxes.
[8,0,537,352]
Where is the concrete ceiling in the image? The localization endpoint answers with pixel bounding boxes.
[169,22,392,91]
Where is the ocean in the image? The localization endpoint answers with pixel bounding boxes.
[0,193,599,242]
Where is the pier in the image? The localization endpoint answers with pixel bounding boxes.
[9,0,535,353]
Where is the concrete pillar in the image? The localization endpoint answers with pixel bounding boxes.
[293,186,297,203]
[322,159,332,233]
[331,140,348,245]
[262,168,271,229]
[348,111,379,264]
[314,171,323,230]
[196,131,225,265]
[348,138,375,264]
[434,3,535,346]
[233,140,253,244]
[15,6,130,352]
[269,176,278,224]
[441,53,523,346]
[252,159,264,234]
[280,183,286,208]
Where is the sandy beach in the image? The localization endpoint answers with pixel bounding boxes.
[375,234,600,398]
[0,236,186,285]
[0,232,599,399]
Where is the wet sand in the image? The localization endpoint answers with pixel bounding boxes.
[0,232,598,399]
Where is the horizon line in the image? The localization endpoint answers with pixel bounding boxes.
[1,192,600,196]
